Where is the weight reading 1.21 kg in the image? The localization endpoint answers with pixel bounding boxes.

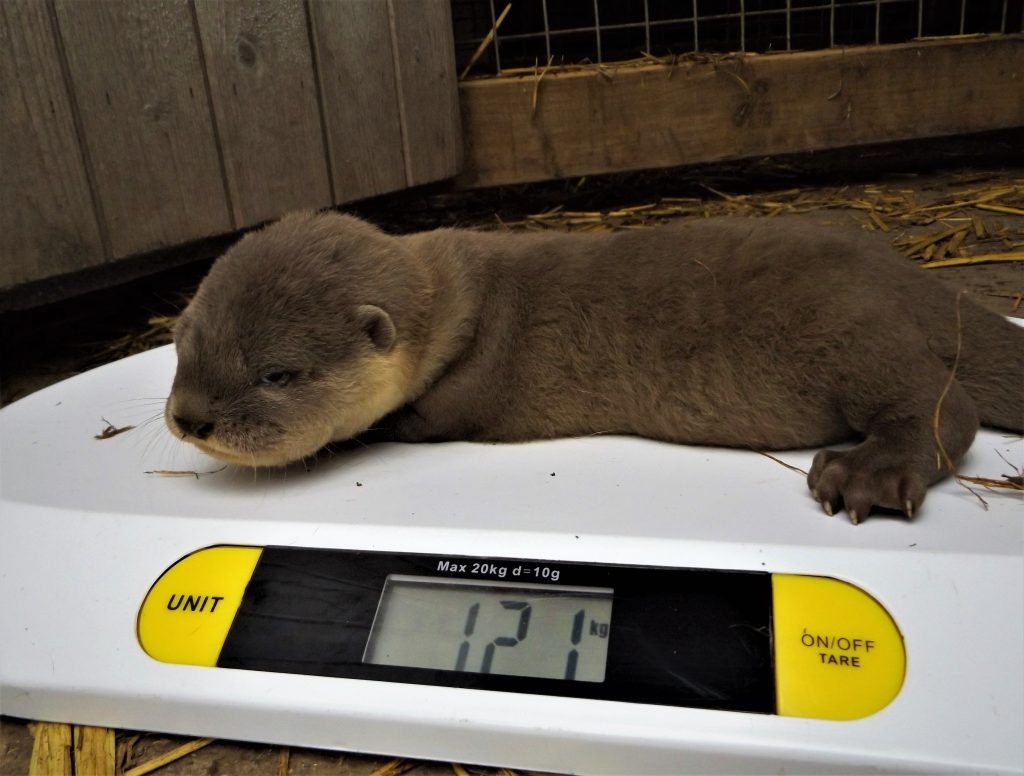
[364,577,614,683]
[455,600,609,680]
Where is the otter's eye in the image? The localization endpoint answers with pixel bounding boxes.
[259,370,294,387]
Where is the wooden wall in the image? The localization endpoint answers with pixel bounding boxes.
[459,35,1024,187]
[1,0,461,290]
[4,2,1021,296]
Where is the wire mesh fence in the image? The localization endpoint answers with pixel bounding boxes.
[453,0,1024,75]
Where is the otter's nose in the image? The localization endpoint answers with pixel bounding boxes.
[174,415,215,440]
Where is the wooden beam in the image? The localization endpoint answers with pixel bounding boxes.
[459,36,1024,188]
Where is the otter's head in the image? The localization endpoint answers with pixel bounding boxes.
[166,211,429,467]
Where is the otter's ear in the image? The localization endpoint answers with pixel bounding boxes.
[355,304,396,353]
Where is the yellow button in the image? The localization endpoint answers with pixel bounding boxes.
[137,545,262,666]
[772,574,905,720]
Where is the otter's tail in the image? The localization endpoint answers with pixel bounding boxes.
[947,303,1024,433]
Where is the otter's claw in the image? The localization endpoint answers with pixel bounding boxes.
[807,446,928,523]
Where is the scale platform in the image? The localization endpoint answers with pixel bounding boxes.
[1,343,1021,775]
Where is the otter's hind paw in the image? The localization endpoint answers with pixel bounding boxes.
[808,447,927,524]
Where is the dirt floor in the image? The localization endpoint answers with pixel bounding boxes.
[1,139,1022,775]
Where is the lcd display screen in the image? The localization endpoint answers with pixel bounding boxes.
[363,575,613,682]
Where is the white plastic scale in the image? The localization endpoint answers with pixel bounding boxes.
[1,343,1021,775]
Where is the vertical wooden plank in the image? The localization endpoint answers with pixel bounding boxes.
[28,722,72,776]
[388,0,462,186]
[72,726,116,776]
[0,0,105,288]
[308,0,407,204]
[193,0,332,226]
[52,0,231,259]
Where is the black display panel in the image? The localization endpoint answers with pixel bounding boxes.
[217,547,774,712]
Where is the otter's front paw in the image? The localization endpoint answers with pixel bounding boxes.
[807,448,927,524]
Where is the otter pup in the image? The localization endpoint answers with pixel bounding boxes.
[167,212,1023,522]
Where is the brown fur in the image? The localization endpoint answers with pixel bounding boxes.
[167,211,1023,521]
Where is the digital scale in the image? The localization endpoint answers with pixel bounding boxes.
[1,343,1021,774]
